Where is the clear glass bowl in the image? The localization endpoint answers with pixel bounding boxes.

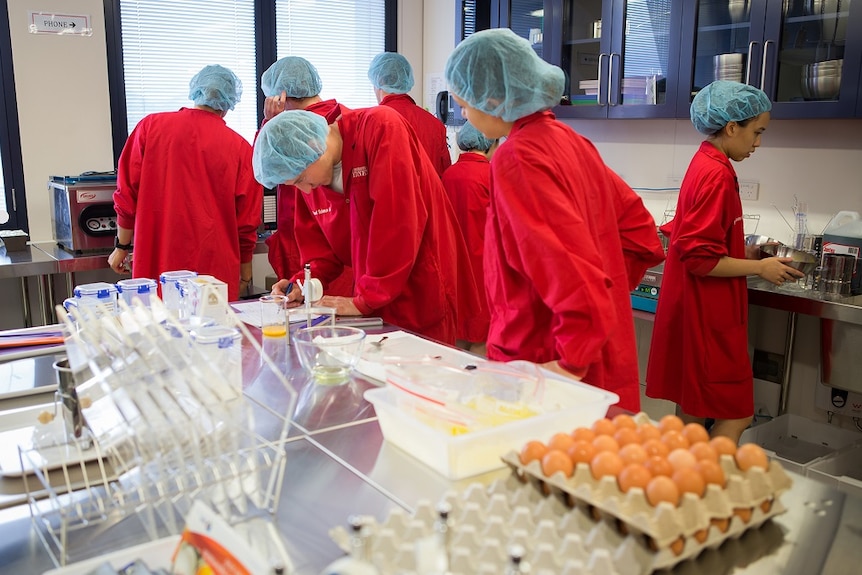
[292,326,366,384]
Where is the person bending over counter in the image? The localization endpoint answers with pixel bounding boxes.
[109,64,262,301]
[258,56,354,297]
[444,28,665,412]
[253,108,482,345]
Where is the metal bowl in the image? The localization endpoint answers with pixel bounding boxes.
[745,234,777,247]
[760,244,818,276]
[801,59,843,99]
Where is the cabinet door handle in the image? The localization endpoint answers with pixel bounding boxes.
[761,40,774,91]
[746,41,759,85]
[609,53,620,106]
[598,53,609,106]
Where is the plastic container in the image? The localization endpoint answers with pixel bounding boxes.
[63,282,119,316]
[365,372,618,480]
[116,277,158,308]
[190,325,243,392]
[739,414,862,475]
[822,210,862,295]
[159,270,197,317]
[806,441,862,499]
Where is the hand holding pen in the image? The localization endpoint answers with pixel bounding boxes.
[270,279,303,306]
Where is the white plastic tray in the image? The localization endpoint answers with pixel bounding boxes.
[0,403,102,477]
[355,330,485,383]
[366,371,617,480]
[42,536,179,574]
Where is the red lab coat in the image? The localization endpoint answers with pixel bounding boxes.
[380,94,452,178]
[263,99,355,296]
[114,108,262,301]
[310,105,480,344]
[485,111,664,412]
[646,141,753,419]
[442,152,491,342]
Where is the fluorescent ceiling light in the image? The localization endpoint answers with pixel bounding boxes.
[530,9,544,17]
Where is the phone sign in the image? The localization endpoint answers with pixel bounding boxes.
[28,12,92,36]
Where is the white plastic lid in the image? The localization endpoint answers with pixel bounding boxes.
[73,282,118,299]
[117,278,157,294]
[159,270,197,284]
[190,326,241,347]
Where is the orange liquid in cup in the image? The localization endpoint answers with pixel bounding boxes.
[262,325,287,338]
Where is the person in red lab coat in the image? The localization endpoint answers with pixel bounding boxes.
[253,108,481,345]
[109,65,262,301]
[258,56,354,296]
[441,121,498,355]
[647,80,803,443]
[445,29,664,412]
[368,52,451,178]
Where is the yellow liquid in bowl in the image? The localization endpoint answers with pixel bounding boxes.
[262,325,287,338]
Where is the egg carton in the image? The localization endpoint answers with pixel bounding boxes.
[500,449,792,570]
[329,470,786,575]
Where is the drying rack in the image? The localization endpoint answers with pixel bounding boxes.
[19,291,297,567]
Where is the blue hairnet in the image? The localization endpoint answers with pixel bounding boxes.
[690,80,772,135]
[252,110,329,189]
[188,65,242,111]
[368,52,414,94]
[261,56,322,98]
[457,122,494,152]
[445,28,564,122]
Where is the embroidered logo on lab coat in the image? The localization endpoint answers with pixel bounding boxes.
[312,207,331,216]
[352,166,368,178]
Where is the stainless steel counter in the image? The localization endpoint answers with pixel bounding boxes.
[748,278,862,326]
[0,324,860,574]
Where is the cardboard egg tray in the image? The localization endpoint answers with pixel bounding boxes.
[330,471,787,575]
[500,449,793,571]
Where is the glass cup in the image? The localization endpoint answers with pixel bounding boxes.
[260,295,288,338]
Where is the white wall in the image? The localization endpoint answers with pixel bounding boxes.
[9,0,114,243]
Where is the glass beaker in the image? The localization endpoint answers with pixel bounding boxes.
[259,295,287,338]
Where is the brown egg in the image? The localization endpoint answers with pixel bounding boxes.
[612,413,638,430]
[571,427,596,443]
[519,440,548,465]
[644,455,675,478]
[548,432,576,453]
[689,442,719,463]
[658,414,685,434]
[541,449,574,478]
[711,517,730,533]
[590,450,625,480]
[734,507,753,524]
[643,438,670,458]
[592,434,621,453]
[672,467,706,498]
[637,423,662,443]
[667,448,698,471]
[592,417,617,436]
[645,475,680,507]
[670,536,686,556]
[618,443,649,465]
[613,427,642,447]
[709,435,738,457]
[618,463,653,493]
[735,443,769,471]
[696,459,726,487]
[567,439,597,465]
[694,528,709,543]
[661,430,691,451]
[761,498,773,513]
[681,422,710,445]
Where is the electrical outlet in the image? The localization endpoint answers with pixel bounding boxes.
[739,180,759,201]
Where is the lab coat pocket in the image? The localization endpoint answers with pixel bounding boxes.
[704,323,752,383]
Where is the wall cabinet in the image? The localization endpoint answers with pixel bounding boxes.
[678,0,862,119]
[464,0,862,119]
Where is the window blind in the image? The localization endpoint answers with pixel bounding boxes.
[120,0,258,143]
[275,0,386,109]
